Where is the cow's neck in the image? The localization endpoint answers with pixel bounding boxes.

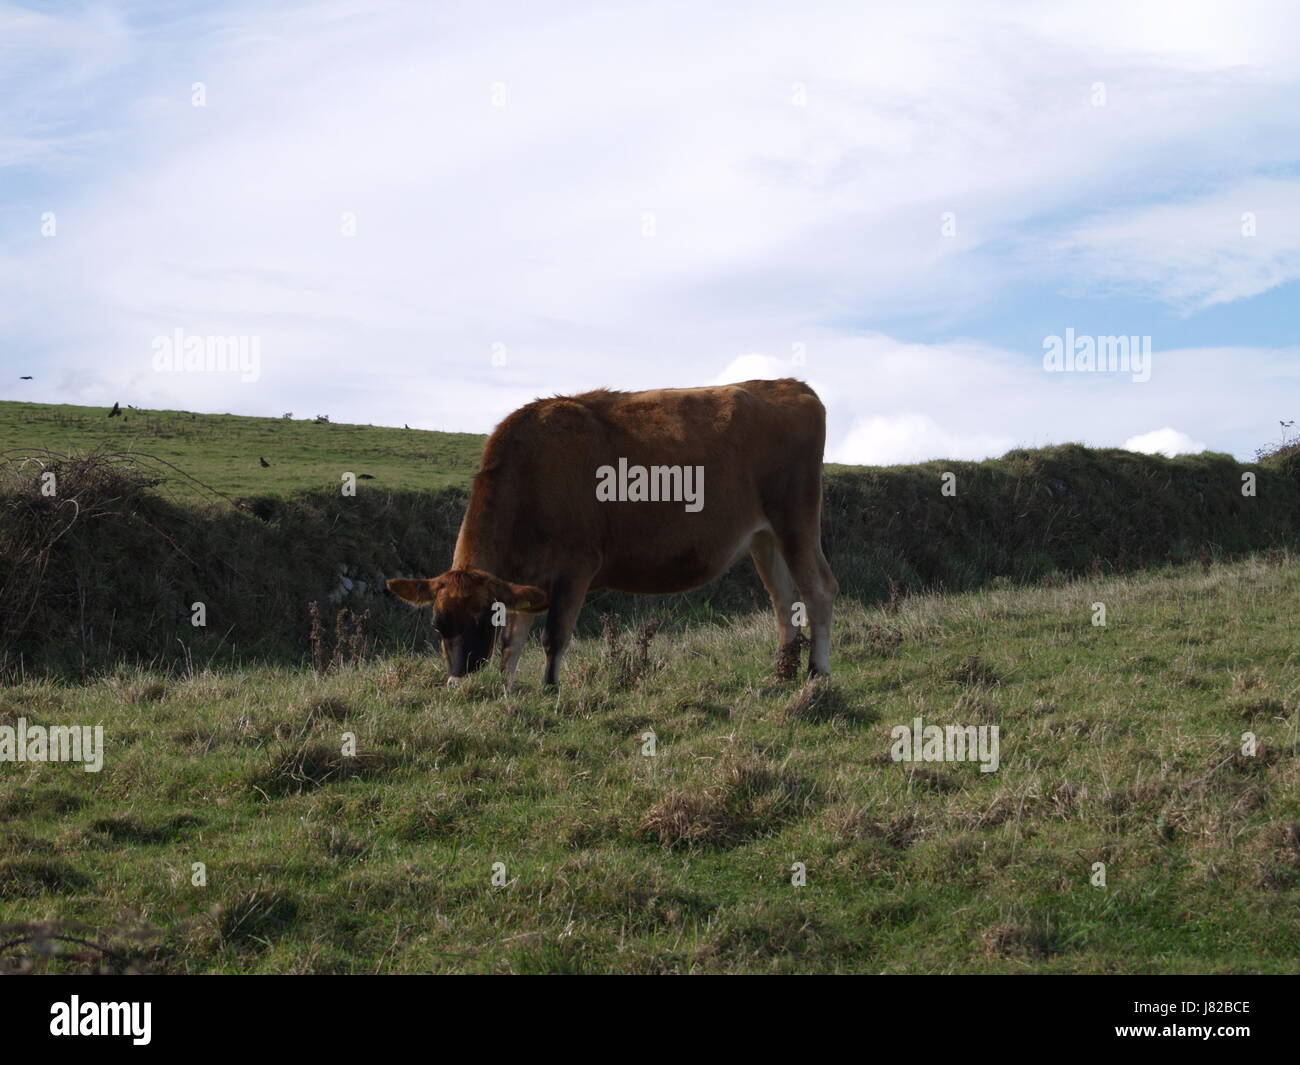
[452,468,521,578]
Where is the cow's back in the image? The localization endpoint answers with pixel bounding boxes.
[458,379,826,593]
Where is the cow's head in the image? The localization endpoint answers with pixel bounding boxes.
[386,569,548,678]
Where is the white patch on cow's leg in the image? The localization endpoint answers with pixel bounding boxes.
[751,529,800,656]
[543,632,573,688]
[807,592,834,676]
[807,563,837,676]
[499,612,535,688]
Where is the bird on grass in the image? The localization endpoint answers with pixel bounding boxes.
[108,402,121,417]
[259,457,271,468]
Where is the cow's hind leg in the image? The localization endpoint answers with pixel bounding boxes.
[499,611,536,688]
[541,573,592,689]
[751,529,802,675]
[779,530,837,678]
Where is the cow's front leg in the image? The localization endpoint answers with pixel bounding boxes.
[499,611,536,689]
[541,574,591,688]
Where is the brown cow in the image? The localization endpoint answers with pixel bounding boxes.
[387,378,836,687]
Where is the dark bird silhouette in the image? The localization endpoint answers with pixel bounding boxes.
[19,375,32,380]
[259,457,271,468]
[108,402,121,418]
[358,473,375,479]
[404,423,410,429]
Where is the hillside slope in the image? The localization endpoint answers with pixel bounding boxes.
[0,401,484,498]
[2,556,1298,973]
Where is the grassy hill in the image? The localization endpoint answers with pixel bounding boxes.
[0,401,484,499]
[3,399,1300,676]
[3,555,1298,973]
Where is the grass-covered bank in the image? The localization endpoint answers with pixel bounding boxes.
[2,555,1298,973]
[2,400,1298,674]
[0,400,483,499]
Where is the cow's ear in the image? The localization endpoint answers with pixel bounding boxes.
[505,583,548,614]
[387,578,438,605]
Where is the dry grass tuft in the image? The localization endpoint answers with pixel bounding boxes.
[250,740,385,797]
[1254,822,1300,889]
[637,745,816,849]
[217,890,299,946]
[980,920,1057,959]
[0,858,90,899]
[600,613,663,688]
[636,790,738,850]
[950,654,1005,688]
[781,677,864,725]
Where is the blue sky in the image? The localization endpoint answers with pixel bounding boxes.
[2,0,1298,462]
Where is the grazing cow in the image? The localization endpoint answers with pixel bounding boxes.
[387,378,836,687]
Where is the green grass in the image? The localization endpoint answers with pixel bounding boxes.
[4,554,1299,973]
[0,401,484,499]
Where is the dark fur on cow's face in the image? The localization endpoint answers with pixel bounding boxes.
[387,569,548,679]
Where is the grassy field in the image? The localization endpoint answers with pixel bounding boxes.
[0,401,484,499]
[3,554,1299,973]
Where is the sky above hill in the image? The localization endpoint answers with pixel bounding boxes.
[3,0,1298,463]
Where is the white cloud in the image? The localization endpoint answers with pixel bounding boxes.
[715,354,797,384]
[717,356,816,390]
[1052,178,1300,310]
[833,413,1014,466]
[710,337,1294,465]
[1123,428,1207,457]
[715,344,1023,465]
[0,3,133,164]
